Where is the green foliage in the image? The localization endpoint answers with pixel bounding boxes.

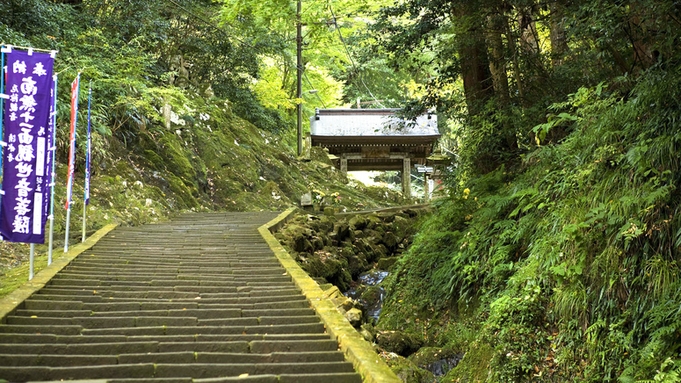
[379,57,681,381]
[635,358,681,383]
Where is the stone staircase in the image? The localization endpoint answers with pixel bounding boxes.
[0,213,362,383]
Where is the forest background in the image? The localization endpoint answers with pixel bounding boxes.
[2,0,681,382]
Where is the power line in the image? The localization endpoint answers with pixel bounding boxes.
[163,0,254,49]
[326,0,385,108]
[302,70,327,108]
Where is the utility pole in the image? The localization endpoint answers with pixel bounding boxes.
[296,0,303,156]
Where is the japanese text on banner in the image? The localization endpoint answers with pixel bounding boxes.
[0,49,55,244]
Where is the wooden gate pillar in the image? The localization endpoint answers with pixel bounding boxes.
[424,173,430,202]
[402,157,411,198]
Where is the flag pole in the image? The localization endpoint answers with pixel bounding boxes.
[82,83,92,242]
[29,244,35,280]
[64,73,80,253]
[48,74,58,265]
[0,46,7,223]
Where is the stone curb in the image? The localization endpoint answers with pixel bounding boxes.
[0,224,119,324]
[259,208,401,383]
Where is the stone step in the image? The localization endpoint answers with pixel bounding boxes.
[7,310,319,328]
[8,311,319,328]
[0,212,365,383]
[0,351,346,367]
[24,295,306,310]
[33,291,301,302]
[194,373,363,383]
[65,261,282,271]
[13,322,325,335]
[35,286,300,296]
[47,279,294,288]
[79,373,362,383]
[0,339,337,354]
[0,362,359,381]
[0,324,83,335]
[0,331,331,343]
[17,300,308,317]
[49,275,295,283]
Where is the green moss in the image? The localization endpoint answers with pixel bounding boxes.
[158,134,197,189]
[443,341,493,383]
[144,150,166,171]
[376,330,424,357]
[166,174,199,209]
[383,353,435,383]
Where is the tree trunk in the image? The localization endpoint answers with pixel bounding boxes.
[453,2,518,172]
[549,1,568,67]
[628,1,656,70]
[518,7,540,55]
[487,11,510,107]
[453,3,494,117]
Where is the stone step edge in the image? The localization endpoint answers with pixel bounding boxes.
[29,373,362,383]
[1,350,346,364]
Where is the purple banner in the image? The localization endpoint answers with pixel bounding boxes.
[0,49,55,243]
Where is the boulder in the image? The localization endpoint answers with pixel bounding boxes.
[376,330,424,357]
[345,308,363,328]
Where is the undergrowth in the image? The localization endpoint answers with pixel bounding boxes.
[379,62,681,382]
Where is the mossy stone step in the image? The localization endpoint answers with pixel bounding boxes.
[72,322,326,336]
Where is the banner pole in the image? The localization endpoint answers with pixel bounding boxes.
[0,46,6,223]
[29,244,35,280]
[64,208,71,252]
[64,73,80,253]
[82,84,92,242]
[48,74,58,265]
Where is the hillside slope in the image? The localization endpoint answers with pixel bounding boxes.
[374,68,681,382]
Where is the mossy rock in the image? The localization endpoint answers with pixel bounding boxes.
[310,236,325,251]
[409,346,463,378]
[349,215,370,231]
[383,354,436,383]
[382,231,400,250]
[377,330,424,357]
[302,254,352,291]
[315,216,335,233]
[366,213,383,230]
[360,285,383,305]
[335,223,354,242]
[294,236,314,253]
[392,215,412,237]
[347,254,369,278]
[377,256,399,270]
[443,341,493,383]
